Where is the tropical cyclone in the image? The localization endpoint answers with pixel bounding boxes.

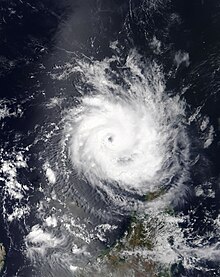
[69,95,164,189]
[63,51,189,196]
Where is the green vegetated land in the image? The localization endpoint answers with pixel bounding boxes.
[102,214,173,277]
[0,243,6,272]
[98,189,181,277]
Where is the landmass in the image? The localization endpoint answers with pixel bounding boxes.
[0,243,6,272]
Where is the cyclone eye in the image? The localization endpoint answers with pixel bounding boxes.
[107,136,113,143]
